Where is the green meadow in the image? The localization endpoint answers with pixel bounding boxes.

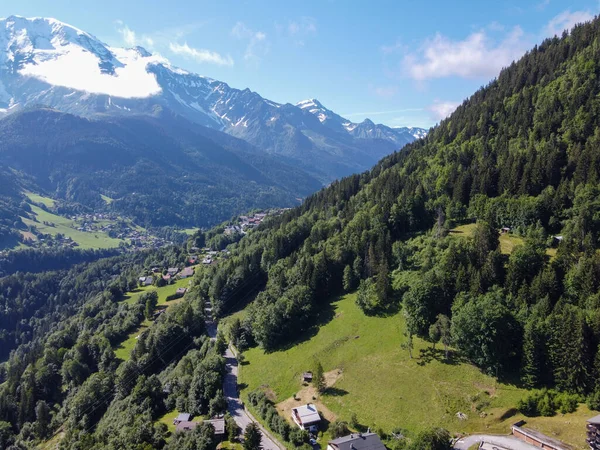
[238,293,589,449]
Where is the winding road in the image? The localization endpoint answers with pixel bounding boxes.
[205,301,283,450]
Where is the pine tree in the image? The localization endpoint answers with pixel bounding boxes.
[521,320,544,389]
[243,422,262,450]
[314,360,326,393]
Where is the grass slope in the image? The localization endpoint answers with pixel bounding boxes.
[21,204,123,249]
[24,192,55,208]
[238,294,588,448]
[114,278,191,361]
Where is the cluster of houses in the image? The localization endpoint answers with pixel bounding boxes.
[224,209,291,236]
[20,233,80,250]
[291,402,386,450]
[187,247,230,265]
[172,413,225,440]
[139,265,196,286]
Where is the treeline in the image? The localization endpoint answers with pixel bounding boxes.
[193,15,600,401]
[0,247,120,278]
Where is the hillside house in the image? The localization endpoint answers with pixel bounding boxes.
[188,256,198,264]
[511,424,568,450]
[327,433,386,450]
[167,268,179,276]
[302,372,313,382]
[204,418,225,441]
[292,404,320,431]
[176,421,199,432]
[588,415,600,449]
[139,276,153,286]
[180,267,194,278]
[173,413,191,425]
[175,287,187,297]
[202,257,212,265]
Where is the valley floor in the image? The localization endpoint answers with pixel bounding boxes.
[237,294,589,449]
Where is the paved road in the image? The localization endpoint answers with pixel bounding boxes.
[454,435,538,450]
[204,301,282,450]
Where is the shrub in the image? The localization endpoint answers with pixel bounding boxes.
[588,389,600,411]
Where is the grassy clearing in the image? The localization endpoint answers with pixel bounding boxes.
[239,294,588,448]
[114,323,149,361]
[156,410,183,434]
[217,442,243,449]
[24,191,55,208]
[450,224,556,257]
[499,233,524,255]
[100,194,114,205]
[114,278,192,361]
[182,228,200,235]
[39,431,64,450]
[21,204,123,249]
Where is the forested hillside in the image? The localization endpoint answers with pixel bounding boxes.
[0,107,321,228]
[196,17,600,397]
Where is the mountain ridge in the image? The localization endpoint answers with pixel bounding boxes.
[0,15,427,181]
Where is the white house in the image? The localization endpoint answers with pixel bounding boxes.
[291,403,320,431]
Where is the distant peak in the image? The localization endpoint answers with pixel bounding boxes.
[133,46,152,58]
[362,118,375,125]
[297,98,324,109]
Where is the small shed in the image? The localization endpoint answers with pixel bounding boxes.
[302,372,313,382]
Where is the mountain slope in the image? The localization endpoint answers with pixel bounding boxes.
[0,107,321,227]
[194,15,600,398]
[0,16,426,181]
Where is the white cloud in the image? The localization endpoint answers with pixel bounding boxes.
[231,22,269,62]
[544,10,594,37]
[288,17,317,36]
[115,20,154,49]
[428,101,460,121]
[536,0,551,11]
[403,26,528,80]
[21,46,162,98]
[169,42,234,66]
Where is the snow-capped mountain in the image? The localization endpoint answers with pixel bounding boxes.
[0,16,427,181]
[296,98,426,147]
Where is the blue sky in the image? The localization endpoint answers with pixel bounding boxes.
[1,0,598,128]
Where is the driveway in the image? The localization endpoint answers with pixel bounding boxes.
[204,300,282,449]
[454,435,539,450]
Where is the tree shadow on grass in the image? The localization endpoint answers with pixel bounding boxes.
[324,387,349,397]
[268,300,338,353]
[416,347,464,366]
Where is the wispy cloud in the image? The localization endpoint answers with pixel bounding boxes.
[544,10,594,37]
[368,84,398,98]
[536,0,551,11]
[402,26,528,81]
[115,20,154,48]
[343,108,424,118]
[288,17,317,36]
[169,42,234,66]
[231,22,269,63]
[428,100,460,121]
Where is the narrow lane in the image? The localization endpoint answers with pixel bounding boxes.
[204,300,283,450]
